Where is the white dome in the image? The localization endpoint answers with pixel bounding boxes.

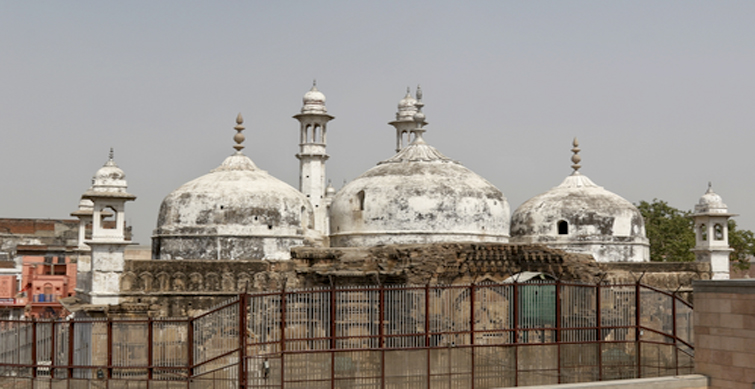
[90,150,128,193]
[695,184,728,213]
[301,83,327,114]
[510,172,649,262]
[153,152,314,260]
[329,136,510,247]
[395,89,418,121]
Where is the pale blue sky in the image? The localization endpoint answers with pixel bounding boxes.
[1,1,754,244]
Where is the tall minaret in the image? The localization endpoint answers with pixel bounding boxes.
[691,183,736,280]
[79,149,136,305]
[294,81,334,235]
[388,86,427,152]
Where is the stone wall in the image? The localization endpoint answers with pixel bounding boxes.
[115,243,710,317]
[693,279,755,389]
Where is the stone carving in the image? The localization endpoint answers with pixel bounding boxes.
[222,273,234,291]
[188,272,203,291]
[140,272,154,292]
[173,272,186,292]
[205,273,220,291]
[156,272,170,292]
[121,272,136,291]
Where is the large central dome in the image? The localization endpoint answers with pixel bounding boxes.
[329,88,510,246]
[152,115,314,260]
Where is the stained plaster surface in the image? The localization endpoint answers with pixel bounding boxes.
[329,137,510,247]
[153,152,314,260]
[511,173,649,262]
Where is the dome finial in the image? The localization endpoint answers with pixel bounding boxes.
[233,113,245,152]
[411,85,427,142]
[570,137,582,173]
[312,79,317,89]
[707,181,713,193]
[109,147,114,161]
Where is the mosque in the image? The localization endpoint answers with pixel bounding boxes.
[67,84,731,316]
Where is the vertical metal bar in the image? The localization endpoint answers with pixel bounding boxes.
[425,284,430,389]
[330,285,336,389]
[596,283,602,381]
[636,282,642,379]
[470,283,476,389]
[147,317,153,381]
[107,318,113,380]
[380,284,385,389]
[31,318,37,378]
[671,293,678,376]
[556,282,561,383]
[513,282,518,387]
[239,294,248,389]
[50,321,56,379]
[187,317,194,380]
[280,288,286,389]
[68,321,75,379]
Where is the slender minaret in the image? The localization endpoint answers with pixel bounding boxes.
[79,149,136,305]
[294,81,334,235]
[691,183,736,280]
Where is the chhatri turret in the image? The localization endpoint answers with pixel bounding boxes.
[389,87,426,153]
[79,149,136,305]
[691,183,736,280]
[294,81,334,236]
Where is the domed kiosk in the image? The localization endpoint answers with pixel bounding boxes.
[510,139,649,262]
[152,114,314,260]
[329,87,510,247]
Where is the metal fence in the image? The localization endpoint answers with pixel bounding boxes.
[0,281,693,388]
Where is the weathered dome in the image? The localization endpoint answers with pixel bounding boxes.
[695,184,728,213]
[329,132,510,247]
[90,149,128,193]
[301,82,327,114]
[510,172,649,262]
[395,88,418,121]
[153,116,314,260]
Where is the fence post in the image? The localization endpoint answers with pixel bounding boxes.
[512,281,519,387]
[68,321,75,379]
[330,284,336,389]
[187,316,194,381]
[31,318,37,378]
[380,284,385,389]
[635,282,642,379]
[556,281,561,383]
[280,287,286,389]
[107,317,113,380]
[596,282,602,381]
[470,283,476,389]
[671,290,678,376]
[425,284,430,389]
[239,293,248,389]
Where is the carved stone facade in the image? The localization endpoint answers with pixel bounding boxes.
[115,242,710,317]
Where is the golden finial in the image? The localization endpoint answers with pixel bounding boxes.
[233,113,245,152]
[571,137,581,172]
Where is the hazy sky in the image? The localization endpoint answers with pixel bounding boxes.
[1,1,754,245]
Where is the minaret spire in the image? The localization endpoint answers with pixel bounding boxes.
[294,82,334,236]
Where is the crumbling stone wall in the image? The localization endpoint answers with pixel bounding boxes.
[115,243,710,317]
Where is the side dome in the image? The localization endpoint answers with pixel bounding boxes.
[510,139,649,262]
[152,115,314,260]
[330,88,510,246]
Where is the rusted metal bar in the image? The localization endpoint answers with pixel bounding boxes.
[239,293,247,389]
[280,288,286,389]
[107,318,113,379]
[68,321,74,379]
[31,318,37,378]
[470,283,476,389]
[330,284,336,389]
[147,317,153,381]
[380,284,385,389]
[187,316,194,379]
[50,321,56,379]
[425,284,430,389]
[513,281,519,387]
[556,281,561,383]
[596,282,602,381]
[635,282,642,379]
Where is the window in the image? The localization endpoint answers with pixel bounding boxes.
[714,224,724,241]
[557,220,568,235]
[357,191,365,211]
[700,224,707,241]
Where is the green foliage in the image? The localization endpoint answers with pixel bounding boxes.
[728,220,754,271]
[636,199,695,262]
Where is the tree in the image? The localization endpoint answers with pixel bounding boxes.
[728,220,755,270]
[636,199,695,262]
[637,199,755,270]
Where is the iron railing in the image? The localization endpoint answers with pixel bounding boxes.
[0,281,694,388]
